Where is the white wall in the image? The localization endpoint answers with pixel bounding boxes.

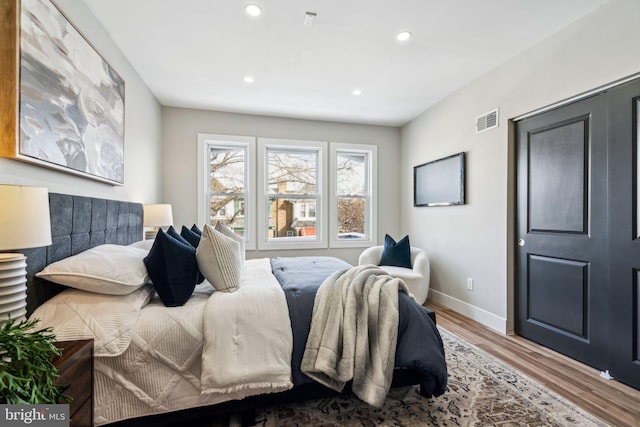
[401,0,640,333]
[162,107,400,265]
[0,0,162,203]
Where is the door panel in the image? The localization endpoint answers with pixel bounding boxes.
[529,120,587,233]
[516,94,609,370]
[635,271,640,359]
[527,255,588,339]
[608,78,640,389]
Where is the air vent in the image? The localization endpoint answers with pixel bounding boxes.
[475,108,499,134]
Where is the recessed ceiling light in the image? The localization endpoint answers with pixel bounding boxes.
[352,89,363,96]
[245,4,261,17]
[244,76,255,84]
[396,31,412,41]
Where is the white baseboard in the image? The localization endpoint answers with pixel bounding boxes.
[428,289,507,335]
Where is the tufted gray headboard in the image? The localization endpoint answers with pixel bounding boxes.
[22,193,144,317]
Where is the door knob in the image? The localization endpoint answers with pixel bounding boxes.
[518,239,525,247]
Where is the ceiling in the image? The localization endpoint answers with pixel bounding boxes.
[83,0,611,127]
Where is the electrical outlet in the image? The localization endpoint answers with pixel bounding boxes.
[466,278,473,291]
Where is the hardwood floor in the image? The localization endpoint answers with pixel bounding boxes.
[426,300,640,427]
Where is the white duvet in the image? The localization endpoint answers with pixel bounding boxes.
[201,258,294,396]
[31,258,294,426]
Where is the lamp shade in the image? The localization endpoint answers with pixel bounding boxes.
[143,204,173,227]
[0,185,52,251]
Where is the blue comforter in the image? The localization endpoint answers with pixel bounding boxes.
[270,256,447,397]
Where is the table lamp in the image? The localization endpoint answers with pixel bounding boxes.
[0,185,52,323]
[143,204,173,240]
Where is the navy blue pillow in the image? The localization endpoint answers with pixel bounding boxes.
[144,229,198,307]
[180,225,201,248]
[378,234,412,269]
[166,226,204,284]
[167,225,190,245]
[191,224,202,235]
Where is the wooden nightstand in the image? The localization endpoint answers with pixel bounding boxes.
[53,340,94,427]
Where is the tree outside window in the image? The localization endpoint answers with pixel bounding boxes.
[266,148,319,240]
[208,145,247,236]
[336,152,368,239]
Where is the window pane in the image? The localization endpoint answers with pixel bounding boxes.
[268,150,317,195]
[337,197,365,238]
[209,196,245,236]
[267,197,317,239]
[210,148,245,193]
[337,152,366,196]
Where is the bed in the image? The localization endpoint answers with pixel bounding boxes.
[23,193,447,426]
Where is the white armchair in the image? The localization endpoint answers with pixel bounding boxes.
[358,246,430,305]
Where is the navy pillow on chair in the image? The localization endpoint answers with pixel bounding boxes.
[379,234,412,269]
[191,224,203,235]
[144,228,199,307]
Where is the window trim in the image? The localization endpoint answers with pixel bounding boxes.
[197,133,256,250]
[257,138,328,250]
[329,143,377,248]
[197,135,377,252]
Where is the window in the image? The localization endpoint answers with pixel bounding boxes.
[198,135,375,252]
[330,143,377,248]
[295,202,316,219]
[197,134,255,249]
[258,139,327,249]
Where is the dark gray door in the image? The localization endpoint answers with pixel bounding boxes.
[608,78,640,389]
[516,94,609,369]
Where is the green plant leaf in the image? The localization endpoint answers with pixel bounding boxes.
[0,317,69,404]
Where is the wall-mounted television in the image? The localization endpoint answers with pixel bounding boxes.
[414,152,465,207]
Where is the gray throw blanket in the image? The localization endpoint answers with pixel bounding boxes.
[300,264,410,407]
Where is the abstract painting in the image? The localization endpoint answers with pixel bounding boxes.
[18,0,125,184]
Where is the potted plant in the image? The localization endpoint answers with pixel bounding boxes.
[0,317,68,404]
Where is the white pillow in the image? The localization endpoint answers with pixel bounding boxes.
[31,285,154,356]
[36,244,150,295]
[196,224,242,292]
[215,221,245,261]
[128,239,154,251]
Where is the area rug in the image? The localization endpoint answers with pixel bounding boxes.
[254,327,607,426]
